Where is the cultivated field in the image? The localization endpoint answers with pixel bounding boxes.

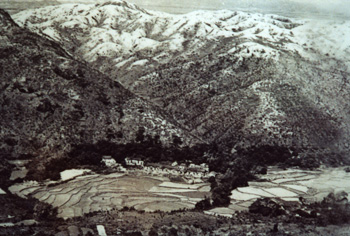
[9,172,210,219]
[9,167,350,219]
[206,167,350,217]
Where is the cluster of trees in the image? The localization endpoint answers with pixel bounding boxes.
[69,130,210,166]
[196,159,256,209]
[26,128,211,181]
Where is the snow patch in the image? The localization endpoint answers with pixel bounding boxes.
[131,59,148,66]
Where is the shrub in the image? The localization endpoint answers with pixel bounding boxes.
[195,196,212,210]
[249,198,285,217]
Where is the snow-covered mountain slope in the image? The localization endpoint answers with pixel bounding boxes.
[12,2,302,82]
[12,1,350,159]
[0,8,198,162]
[13,1,350,84]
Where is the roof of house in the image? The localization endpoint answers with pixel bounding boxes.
[126,157,143,161]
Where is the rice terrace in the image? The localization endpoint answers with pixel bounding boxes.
[9,171,211,219]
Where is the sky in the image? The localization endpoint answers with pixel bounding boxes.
[1,0,350,19]
[59,0,350,19]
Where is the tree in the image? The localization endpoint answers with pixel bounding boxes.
[172,135,182,147]
[211,184,231,207]
[33,201,58,221]
[136,127,145,143]
[195,196,212,210]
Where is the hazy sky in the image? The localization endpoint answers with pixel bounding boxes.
[60,0,350,19]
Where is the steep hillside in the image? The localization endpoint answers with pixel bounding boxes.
[135,49,350,154]
[12,1,350,159]
[0,8,197,163]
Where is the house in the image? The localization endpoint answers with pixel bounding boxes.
[102,156,117,168]
[102,156,126,171]
[178,164,187,171]
[125,157,144,167]
[200,163,210,172]
[188,163,209,173]
[207,171,217,178]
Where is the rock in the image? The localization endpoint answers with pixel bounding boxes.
[294,209,314,218]
[67,225,80,236]
[55,232,69,236]
[271,223,278,232]
[322,192,348,204]
[81,228,94,236]
[97,225,107,236]
[344,167,350,173]
[321,192,335,205]
[335,191,349,204]
[57,226,67,231]
[124,230,143,236]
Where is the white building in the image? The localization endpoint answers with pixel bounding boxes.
[188,163,209,173]
[125,157,144,167]
[178,164,187,171]
[102,156,117,168]
[200,163,210,172]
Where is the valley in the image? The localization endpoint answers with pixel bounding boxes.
[1,0,350,235]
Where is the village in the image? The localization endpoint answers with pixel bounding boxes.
[101,156,215,183]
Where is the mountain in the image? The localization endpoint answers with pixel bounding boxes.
[0,8,198,164]
[12,2,303,86]
[11,1,350,160]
